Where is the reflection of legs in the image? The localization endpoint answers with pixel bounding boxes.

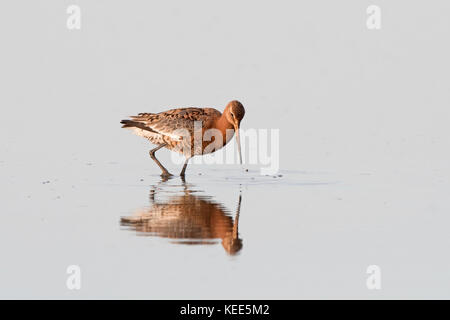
[149,143,172,177]
[149,174,172,203]
[180,158,190,177]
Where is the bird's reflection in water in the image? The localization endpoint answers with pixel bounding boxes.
[120,177,243,255]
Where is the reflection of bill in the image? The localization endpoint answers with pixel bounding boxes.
[120,178,243,255]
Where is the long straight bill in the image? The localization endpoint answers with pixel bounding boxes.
[235,128,242,165]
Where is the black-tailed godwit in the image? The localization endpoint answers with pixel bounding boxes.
[120,100,245,177]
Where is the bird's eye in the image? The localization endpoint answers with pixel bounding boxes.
[231,113,234,118]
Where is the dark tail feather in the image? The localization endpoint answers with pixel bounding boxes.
[120,119,158,133]
[120,119,139,128]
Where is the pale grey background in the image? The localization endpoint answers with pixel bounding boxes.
[0,0,449,299]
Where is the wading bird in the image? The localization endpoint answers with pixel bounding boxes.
[120,100,245,177]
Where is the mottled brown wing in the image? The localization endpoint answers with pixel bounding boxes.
[128,107,220,140]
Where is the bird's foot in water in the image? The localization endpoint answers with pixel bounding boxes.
[160,172,174,179]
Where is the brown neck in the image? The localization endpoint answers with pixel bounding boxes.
[215,113,234,136]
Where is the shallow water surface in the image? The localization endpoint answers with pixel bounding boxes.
[1,159,450,299]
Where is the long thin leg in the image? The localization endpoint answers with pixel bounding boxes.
[149,144,172,177]
[180,158,190,177]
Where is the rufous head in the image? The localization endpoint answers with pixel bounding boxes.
[224,100,245,127]
[224,100,245,165]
